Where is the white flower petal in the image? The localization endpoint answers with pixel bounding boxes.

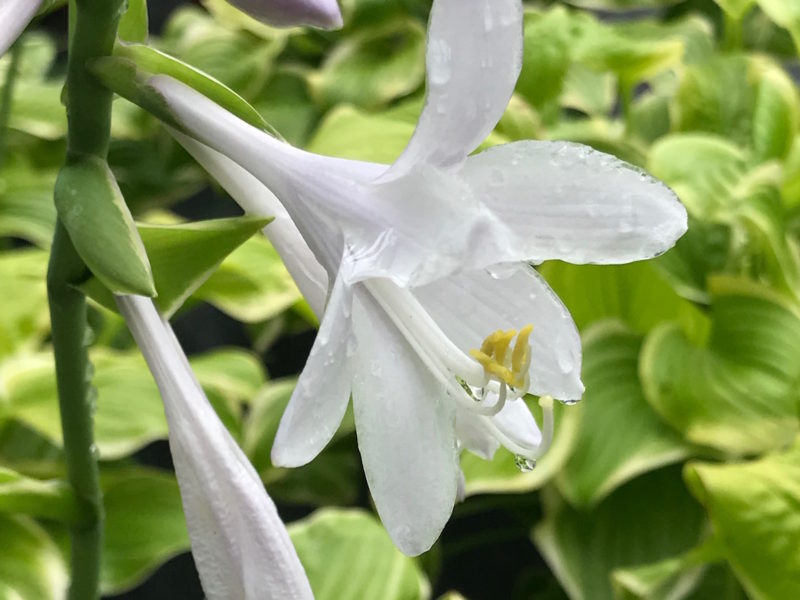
[384,0,523,177]
[491,397,542,450]
[227,0,342,29]
[456,409,499,460]
[462,141,689,264]
[116,295,312,600]
[171,128,329,318]
[351,287,459,556]
[339,165,517,287]
[0,0,42,56]
[414,263,584,401]
[272,271,354,467]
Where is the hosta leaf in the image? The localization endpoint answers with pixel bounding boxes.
[517,7,573,111]
[533,466,706,600]
[289,509,430,600]
[757,0,800,52]
[573,19,684,84]
[160,6,284,97]
[307,104,414,163]
[460,397,580,496]
[539,261,705,337]
[557,322,691,507]
[0,515,67,599]
[194,234,301,323]
[611,538,742,600]
[673,56,756,146]
[0,467,77,522]
[0,249,49,358]
[54,157,155,297]
[685,439,800,600]
[100,468,189,595]
[561,63,615,117]
[752,64,799,162]
[0,158,58,247]
[1,347,256,460]
[309,19,426,109]
[640,278,800,455]
[252,69,320,146]
[1,351,167,460]
[649,133,748,218]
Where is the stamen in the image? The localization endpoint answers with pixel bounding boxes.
[470,325,534,392]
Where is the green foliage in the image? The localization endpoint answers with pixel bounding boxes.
[686,440,800,599]
[3,0,800,597]
[289,509,430,600]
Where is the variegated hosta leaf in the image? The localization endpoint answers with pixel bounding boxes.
[640,278,800,455]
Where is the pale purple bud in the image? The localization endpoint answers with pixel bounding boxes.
[226,0,343,30]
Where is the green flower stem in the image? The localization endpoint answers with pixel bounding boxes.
[47,223,102,600]
[0,41,23,167]
[49,0,125,598]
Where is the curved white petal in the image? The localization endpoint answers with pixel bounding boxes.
[491,397,542,449]
[272,270,354,467]
[384,0,523,178]
[227,0,342,29]
[339,165,517,287]
[414,263,584,401]
[456,409,499,460]
[0,0,43,56]
[351,286,458,556]
[461,141,689,264]
[116,295,312,600]
[171,129,329,318]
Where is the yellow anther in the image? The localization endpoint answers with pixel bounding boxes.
[470,325,534,390]
[469,349,515,384]
[512,324,533,375]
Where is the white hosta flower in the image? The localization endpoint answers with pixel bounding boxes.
[116,295,313,600]
[149,0,687,555]
[0,0,43,56]
[225,0,342,29]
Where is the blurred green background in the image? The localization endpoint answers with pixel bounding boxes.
[1,0,799,598]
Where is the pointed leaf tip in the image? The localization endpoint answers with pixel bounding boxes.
[54,157,156,297]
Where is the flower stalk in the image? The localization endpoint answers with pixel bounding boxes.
[49,0,126,597]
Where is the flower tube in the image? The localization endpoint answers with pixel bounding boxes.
[116,295,314,600]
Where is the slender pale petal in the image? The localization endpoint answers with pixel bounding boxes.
[456,396,542,460]
[226,0,342,29]
[116,295,313,600]
[414,263,584,401]
[492,397,542,449]
[456,410,499,460]
[384,0,523,178]
[171,129,329,317]
[0,0,43,56]
[351,288,459,556]
[272,271,355,467]
[461,141,689,264]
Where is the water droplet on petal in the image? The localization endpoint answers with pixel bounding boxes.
[515,455,536,472]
